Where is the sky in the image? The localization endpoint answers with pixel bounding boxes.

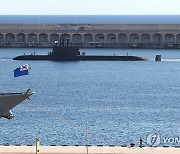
[0,0,180,15]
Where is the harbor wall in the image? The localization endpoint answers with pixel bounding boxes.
[0,24,180,48]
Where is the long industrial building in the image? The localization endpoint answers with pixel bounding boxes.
[0,23,180,48]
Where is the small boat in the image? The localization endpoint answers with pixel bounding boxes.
[0,89,34,119]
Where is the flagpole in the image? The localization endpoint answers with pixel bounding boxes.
[28,64,32,92]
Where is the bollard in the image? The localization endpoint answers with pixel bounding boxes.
[36,138,40,154]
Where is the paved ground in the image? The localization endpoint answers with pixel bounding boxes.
[0,146,180,154]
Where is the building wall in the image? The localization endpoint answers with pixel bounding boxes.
[0,24,180,48]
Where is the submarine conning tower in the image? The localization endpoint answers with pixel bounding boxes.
[52,38,80,56]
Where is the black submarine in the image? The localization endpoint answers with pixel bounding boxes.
[13,39,147,61]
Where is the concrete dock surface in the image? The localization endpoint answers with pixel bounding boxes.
[1,146,180,154]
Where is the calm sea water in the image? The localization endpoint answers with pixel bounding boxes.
[0,48,180,146]
[1,15,180,24]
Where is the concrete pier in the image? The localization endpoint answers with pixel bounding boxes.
[0,146,180,154]
[1,24,180,48]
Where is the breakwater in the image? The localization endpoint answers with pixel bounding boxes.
[0,24,180,48]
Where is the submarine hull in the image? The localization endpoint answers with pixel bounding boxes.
[13,55,146,61]
[13,40,147,61]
